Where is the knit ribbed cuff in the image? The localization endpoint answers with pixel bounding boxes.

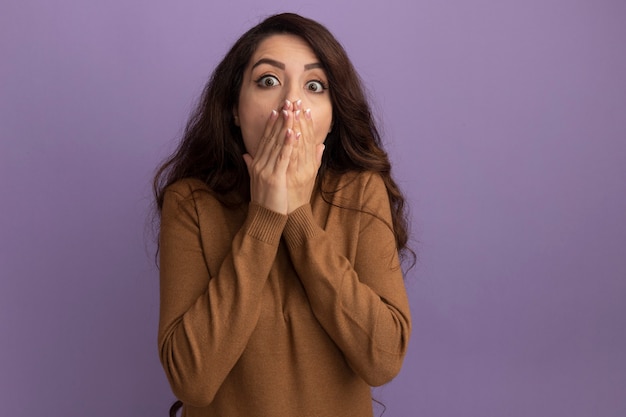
[246,203,288,245]
[284,204,321,248]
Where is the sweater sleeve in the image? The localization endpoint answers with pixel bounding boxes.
[282,173,411,386]
[158,184,287,406]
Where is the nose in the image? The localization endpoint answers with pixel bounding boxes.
[283,81,302,108]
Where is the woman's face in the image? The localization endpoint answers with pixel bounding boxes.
[235,34,333,157]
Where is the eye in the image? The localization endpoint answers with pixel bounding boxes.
[305,80,327,93]
[256,75,280,88]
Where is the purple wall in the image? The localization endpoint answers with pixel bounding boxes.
[1,1,625,416]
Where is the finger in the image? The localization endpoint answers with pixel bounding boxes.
[263,111,292,170]
[300,108,316,165]
[255,104,292,169]
[272,97,293,135]
[253,109,281,166]
[293,110,303,138]
[292,100,303,138]
[266,107,294,162]
[274,128,295,174]
[264,109,280,139]
[288,104,306,162]
[302,108,315,143]
[243,153,253,174]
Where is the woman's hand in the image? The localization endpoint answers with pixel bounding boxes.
[286,99,325,213]
[243,100,296,214]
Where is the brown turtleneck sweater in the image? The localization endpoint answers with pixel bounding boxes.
[158,171,411,417]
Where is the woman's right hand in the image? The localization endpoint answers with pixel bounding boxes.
[243,100,295,214]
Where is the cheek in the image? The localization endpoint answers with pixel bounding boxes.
[241,118,264,156]
[238,100,271,156]
[313,107,333,144]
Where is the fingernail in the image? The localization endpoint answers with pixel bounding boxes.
[284,99,291,109]
[286,128,293,137]
[282,110,289,119]
[305,108,312,119]
[296,132,302,140]
[271,109,278,118]
[295,99,302,109]
[294,110,301,121]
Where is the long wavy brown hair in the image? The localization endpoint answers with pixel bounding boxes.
[153,12,414,267]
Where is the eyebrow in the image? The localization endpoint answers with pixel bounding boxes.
[250,58,324,71]
[251,58,285,70]
[304,62,323,70]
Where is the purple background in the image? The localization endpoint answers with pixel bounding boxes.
[1,0,625,416]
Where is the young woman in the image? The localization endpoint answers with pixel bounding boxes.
[154,12,412,417]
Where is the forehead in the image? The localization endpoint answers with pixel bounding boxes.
[249,34,319,65]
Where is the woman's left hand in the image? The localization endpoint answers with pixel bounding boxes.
[286,100,325,213]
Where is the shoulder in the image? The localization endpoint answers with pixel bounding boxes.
[161,178,218,222]
[317,171,391,225]
[323,171,388,204]
[164,178,211,200]
[163,178,229,210]
[162,178,247,232]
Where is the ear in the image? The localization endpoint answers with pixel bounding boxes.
[233,107,240,126]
